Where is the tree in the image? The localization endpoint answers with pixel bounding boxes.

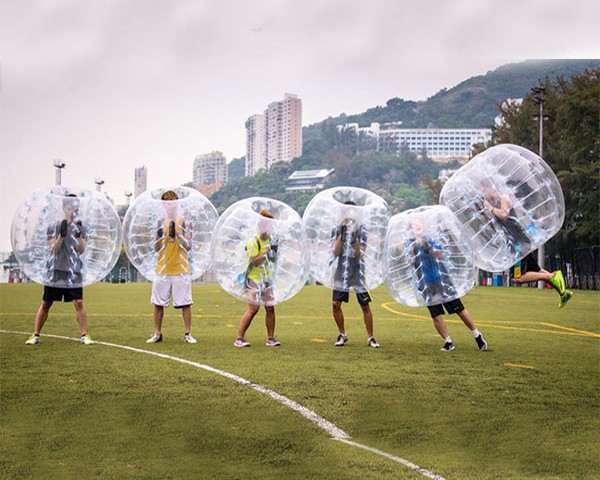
[495,70,600,255]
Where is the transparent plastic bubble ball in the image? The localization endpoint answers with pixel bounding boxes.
[383,205,475,307]
[122,186,218,282]
[211,197,309,306]
[303,187,390,293]
[10,186,122,288]
[440,144,565,272]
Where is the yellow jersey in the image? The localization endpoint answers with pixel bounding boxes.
[245,235,272,281]
[156,217,190,275]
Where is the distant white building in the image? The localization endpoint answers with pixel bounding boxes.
[337,122,492,162]
[193,151,228,197]
[286,169,335,193]
[134,166,147,198]
[245,114,267,176]
[246,93,303,176]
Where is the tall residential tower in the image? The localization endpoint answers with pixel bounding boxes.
[193,151,227,197]
[134,166,147,198]
[245,93,302,176]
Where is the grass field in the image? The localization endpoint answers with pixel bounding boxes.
[1,283,599,480]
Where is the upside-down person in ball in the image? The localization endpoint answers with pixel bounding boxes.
[26,194,94,345]
[408,218,487,352]
[146,190,196,344]
[331,201,379,348]
[234,210,281,347]
[481,178,573,308]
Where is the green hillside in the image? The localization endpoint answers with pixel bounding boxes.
[304,59,600,134]
[213,60,598,218]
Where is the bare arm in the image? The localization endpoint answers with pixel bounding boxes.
[177,221,192,252]
[49,236,63,254]
[74,237,86,254]
[483,195,511,219]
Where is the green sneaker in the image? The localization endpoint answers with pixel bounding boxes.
[559,290,573,308]
[80,334,95,345]
[25,334,40,345]
[549,271,566,295]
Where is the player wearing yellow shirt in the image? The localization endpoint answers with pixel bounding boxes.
[147,190,196,344]
[234,209,281,348]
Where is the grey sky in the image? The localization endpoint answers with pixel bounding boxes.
[1,0,599,251]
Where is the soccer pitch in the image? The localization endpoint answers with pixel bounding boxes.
[1,283,599,479]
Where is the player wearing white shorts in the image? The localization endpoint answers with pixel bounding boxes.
[146,190,196,344]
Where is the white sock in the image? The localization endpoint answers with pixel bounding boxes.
[444,336,452,343]
[472,329,480,338]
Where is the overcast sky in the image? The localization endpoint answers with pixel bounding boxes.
[1,0,599,252]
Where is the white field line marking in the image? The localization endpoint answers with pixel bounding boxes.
[2,329,446,480]
[336,439,447,480]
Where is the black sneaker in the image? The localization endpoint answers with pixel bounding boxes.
[475,334,487,351]
[335,334,348,347]
[440,341,455,352]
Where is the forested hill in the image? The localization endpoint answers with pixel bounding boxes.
[213,60,598,216]
[304,59,600,138]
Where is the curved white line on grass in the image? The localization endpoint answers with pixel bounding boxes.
[336,439,447,480]
[1,329,446,480]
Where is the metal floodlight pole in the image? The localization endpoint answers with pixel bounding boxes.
[532,87,546,289]
[124,190,132,207]
[94,177,105,192]
[53,159,66,186]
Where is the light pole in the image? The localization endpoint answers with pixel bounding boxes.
[53,159,65,186]
[532,87,548,289]
[124,190,132,207]
[94,177,105,192]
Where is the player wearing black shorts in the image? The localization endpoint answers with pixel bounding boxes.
[427,298,488,352]
[481,180,572,308]
[331,201,380,348]
[25,194,94,346]
[510,251,573,308]
[407,218,487,352]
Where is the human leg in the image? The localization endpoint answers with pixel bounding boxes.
[153,305,164,334]
[445,299,487,351]
[238,303,259,339]
[512,270,553,285]
[356,292,378,347]
[432,313,450,339]
[264,305,277,340]
[33,300,53,335]
[148,277,170,341]
[172,276,193,333]
[72,299,89,335]
[360,303,374,337]
[332,301,345,333]
[182,305,192,332]
[427,303,454,351]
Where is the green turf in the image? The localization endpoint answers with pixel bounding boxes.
[1,283,599,479]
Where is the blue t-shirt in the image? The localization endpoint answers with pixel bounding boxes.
[410,236,444,285]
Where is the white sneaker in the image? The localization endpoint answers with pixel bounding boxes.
[335,334,348,347]
[25,334,40,345]
[234,338,251,347]
[265,337,281,347]
[184,333,197,344]
[146,333,163,343]
[80,334,95,345]
[367,336,380,348]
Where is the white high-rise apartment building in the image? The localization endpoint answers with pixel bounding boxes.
[245,114,267,176]
[134,166,147,198]
[245,93,302,176]
[193,151,228,187]
[337,123,492,162]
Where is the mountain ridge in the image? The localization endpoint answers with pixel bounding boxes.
[303,59,600,133]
